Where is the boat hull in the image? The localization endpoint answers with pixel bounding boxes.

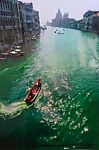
[25,79,42,104]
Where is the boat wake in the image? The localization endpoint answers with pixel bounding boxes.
[0,90,44,120]
[0,80,70,120]
[0,100,31,119]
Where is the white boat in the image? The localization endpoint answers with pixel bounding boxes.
[58,32,64,34]
[0,57,6,60]
[2,52,9,56]
[15,49,21,52]
[16,46,21,49]
[10,51,17,54]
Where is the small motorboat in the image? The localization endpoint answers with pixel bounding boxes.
[16,46,22,49]
[9,50,24,57]
[15,49,21,52]
[9,51,17,55]
[1,52,9,56]
[25,79,42,104]
[15,49,24,56]
[9,50,18,56]
[0,57,6,60]
[58,32,64,34]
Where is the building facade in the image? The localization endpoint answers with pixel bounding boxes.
[52,9,63,27]
[63,13,68,20]
[18,2,34,39]
[83,10,99,32]
[0,0,40,46]
[67,10,99,34]
[18,1,40,40]
[50,9,76,28]
[0,0,22,44]
[32,9,40,36]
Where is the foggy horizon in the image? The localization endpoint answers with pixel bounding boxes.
[21,0,99,24]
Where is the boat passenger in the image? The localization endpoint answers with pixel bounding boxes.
[37,79,42,89]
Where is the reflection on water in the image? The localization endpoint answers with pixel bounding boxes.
[0,27,99,149]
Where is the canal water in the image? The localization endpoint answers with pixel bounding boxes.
[0,27,99,149]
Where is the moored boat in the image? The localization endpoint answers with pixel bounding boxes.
[9,49,24,57]
[25,79,42,104]
[14,49,24,56]
[0,57,6,60]
[1,52,9,56]
[13,45,22,49]
[58,32,64,34]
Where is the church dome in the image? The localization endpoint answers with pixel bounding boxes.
[56,9,62,20]
[63,13,68,19]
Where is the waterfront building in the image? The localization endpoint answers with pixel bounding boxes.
[18,1,34,39]
[70,19,83,30]
[83,10,99,32]
[66,18,76,29]
[48,9,99,34]
[46,20,52,26]
[68,10,99,33]
[62,12,68,27]
[52,9,63,27]
[0,0,22,44]
[50,9,75,28]
[0,0,40,45]
[63,12,68,20]
[62,13,73,28]
[18,1,40,39]
[56,9,62,20]
[92,15,99,33]
[32,9,40,36]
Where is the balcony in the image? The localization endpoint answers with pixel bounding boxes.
[5,25,13,29]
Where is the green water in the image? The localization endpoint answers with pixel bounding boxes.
[0,27,99,149]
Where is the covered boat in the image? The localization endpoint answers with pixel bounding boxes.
[25,79,42,104]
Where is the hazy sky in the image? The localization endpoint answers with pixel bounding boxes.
[22,0,99,24]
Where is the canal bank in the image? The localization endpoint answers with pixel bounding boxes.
[0,27,99,149]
